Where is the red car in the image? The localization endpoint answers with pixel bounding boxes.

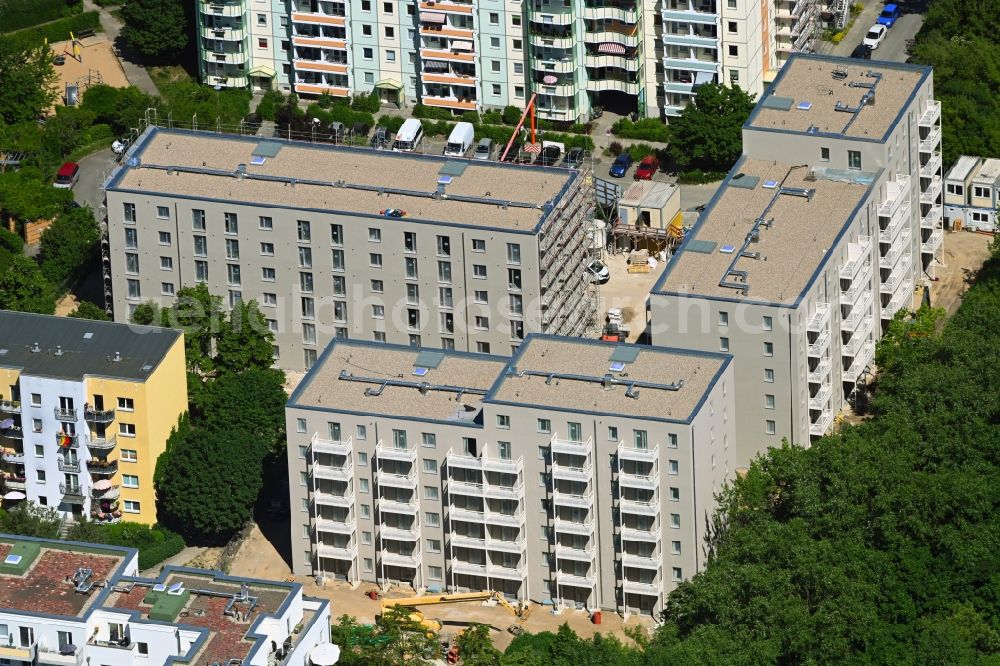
[634,155,659,180]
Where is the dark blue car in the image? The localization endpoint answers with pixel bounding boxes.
[609,153,633,177]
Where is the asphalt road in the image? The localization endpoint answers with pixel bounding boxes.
[820,7,924,63]
[73,148,115,213]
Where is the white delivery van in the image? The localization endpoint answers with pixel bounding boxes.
[392,119,424,152]
[444,122,475,157]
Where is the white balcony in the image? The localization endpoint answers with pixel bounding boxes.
[879,243,904,270]
[919,99,941,127]
[2,450,24,464]
[489,563,526,580]
[809,408,835,437]
[381,524,421,541]
[552,464,593,483]
[806,302,831,333]
[381,551,421,568]
[618,498,659,516]
[807,330,830,357]
[315,516,355,535]
[377,469,417,489]
[552,489,594,509]
[807,358,831,384]
[621,553,661,570]
[376,441,417,462]
[313,462,354,483]
[921,153,942,178]
[452,560,488,577]
[920,177,942,205]
[919,126,942,153]
[555,543,595,562]
[844,341,875,383]
[621,526,660,542]
[446,478,483,497]
[841,272,873,307]
[87,435,117,453]
[378,497,419,515]
[449,506,486,523]
[554,517,594,536]
[202,1,244,17]
[878,175,910,217]
[882,282,913,320]
[922,228,944,254]
[202,25,245,41]
[311,434,352,456]
[842,329,870,358]
[550,434,592,456]
[618,472,658,490]
[487,536,525,554]
[842,291,873,332]
[207,50,248,65]
[617,443,658,463]
[622,579,663,596]
[556,570,595,588]
[450,533,487,550]
[315,542,357,560]
[0,400,20,413]
[485,507,524,527]
[314,490,353,508]
[483,479,522,501]
[921,206,942,229]
[881,256,912,295]
[481,457,522,474]
[808,385,831,411]
[879,202,910,244]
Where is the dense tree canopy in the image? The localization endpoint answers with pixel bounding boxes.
[68,301,110,321]
[910,0,1000,166]
[38,206,100,286]
[666,83,755,173]
[192,368,288,456]
[121,0,189,62]
[0,255,55,314]
[0,37,58,125]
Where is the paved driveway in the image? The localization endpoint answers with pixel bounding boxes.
[73,148,116,213]
[819,4,924,63]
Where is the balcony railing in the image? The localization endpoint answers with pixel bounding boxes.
[805,302,831,333]
[375,440,416,463]
[84,408,115,424]
[919,99,941,127]
[0,400,20,413]
[55,432,78,449]
[311,434,352,456]
[1,425,23,440]
[807,330,830,357]
[60,483,86,502]
[87,435,117,452]
[1,450,25,464]
[57,458,81,473]
[89,459,119,475]
[54,408,78,422]
[91,485,120,500]
[4,478,26,491]
[919,126,941,153]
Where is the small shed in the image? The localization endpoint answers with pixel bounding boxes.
[613,181,682,254]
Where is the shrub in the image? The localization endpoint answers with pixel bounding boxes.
[256,89,284,122]
[412,104,456,121]
[611,117,670,143]
[0,0,79,33]
[626,143,657,161]
[350,92,381,114]
[481,109,503,125]
[608,141,624,156]
[677,169,727,184]
[380,115,406,133]
[0,503,61,538]
[66,521,186,571]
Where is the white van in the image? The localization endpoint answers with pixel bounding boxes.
[392,119,424,152]
[444,122,475,157]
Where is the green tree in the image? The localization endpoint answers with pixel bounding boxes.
[37,206,100,287]
[214,300,276,375]
[155,426,265,543]
[0,171,73,224]
[121,0,189,62]
[164,283,223,373]
[192,368,287,456]
[69,301,110,320]
[666,83,755,172]
[130,300,163,326]
[0,226,23,273]
[0,37,58,125]
[0,502,62,538]
[0,255,54,314]
[40,107,96,161]
[874,305,946,372]
[80,84,158,135]
[456,624,501,666]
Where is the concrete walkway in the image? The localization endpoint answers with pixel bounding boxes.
[82,0,160,97]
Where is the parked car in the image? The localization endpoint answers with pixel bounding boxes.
[53,162,79,189]
[586,259,610,283]
[473,137,494,161]
[877,3,900,27]
[850,44,873,60]
[564,147,585,167]
[609,153,633,177]
[370,126,389,149]
[111,138,130,155]
[634,154,660,180]
[862,24,887,49]
[444,122,475,157]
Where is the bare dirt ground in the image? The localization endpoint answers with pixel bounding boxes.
[48,36,129,111]
[55,292,79,316]
[930,230,993,316]
[228,522,655,652]
[597,252,668,343]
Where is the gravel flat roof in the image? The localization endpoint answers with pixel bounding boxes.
[489,337,727,423]
[112,128,577,231]
[291,342,508,422]
[659,158,873,305]
[748,55,927,140]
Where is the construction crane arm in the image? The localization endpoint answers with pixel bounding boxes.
[499,93,538,162]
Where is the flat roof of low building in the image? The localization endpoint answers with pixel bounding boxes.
[946,155,982,183]
[619,180,677,210]
[0,310,181,382]
[487,336,730,423]
[289,341,509,423]
[747,54,930,141]
[0,539,127,617]
[108,128,580,232]
[652,158,876,306]
[972,158,1000,185]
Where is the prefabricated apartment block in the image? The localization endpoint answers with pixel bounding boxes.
[103,127,596,371]
[0,534,333,666]
[649,54,943,447]
[0,311,187,526]
[285,334,734,617]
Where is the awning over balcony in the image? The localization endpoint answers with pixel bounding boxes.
[375,78,404,89]
[420,11,447,23]
[423,59,450,71]
[694,71,715,84]
[543,75,558,84]
[598,42,627,54]
[248,65,277,77]
[452,40,474,51]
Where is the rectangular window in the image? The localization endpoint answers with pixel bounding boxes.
[358,451,368,466]
[473,264,487,279]
[764,368,775,383]
[428,565,443,581]
[262,267,276,281]
[424,485,439,500]
[420,433,437,449]
[357,425,367,440]
[195,260,208,283]
[764,342,774,357]
[331,223,343,245]
[426,511,440,527]
[300,272,314,293]
[193,235,207,257]
[122,474,139,488]
[368,227,381,242]
[506,243,521,265]
[158,231,171,245]
[359,478,369,493]
[537,418,551,434]
[161,282,175,296]
[260,242,274,256]
[124,227,138,250]
[227,264,241,286]
[474,315,489,330]
[848,150,862,170]
[332,249,345,271]
[119,423,136,437]
[765,394,775,409]
[262,293,276,306]
[496,415,510,429]
[668,460,679,475]
[192,209,206,230]
[224,212,238,234]
[671,540,681,555]
[820,147,830,162]
[361,504,370,518]
[123,203,136,223]
[302,323,316,344]
[298,246,312,268]
[124,500,141,513]
[670,513,680,528]
[471,239,486,252]
[423,458,438,474]
[156,205,169,219]
[437,261,452,284]
[718,311,729,326]
[720,337,729,352]
[259,216,273,230]
[121,449,137,462]
[608,426,618,441]
[404,231,417,253]
[669,487,680,501]
[763,315,773,331]
[125,253,139,274]
[369,253,382,268]
[766,420,776,434]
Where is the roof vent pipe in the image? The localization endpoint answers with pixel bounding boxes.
[30,342,40,353]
